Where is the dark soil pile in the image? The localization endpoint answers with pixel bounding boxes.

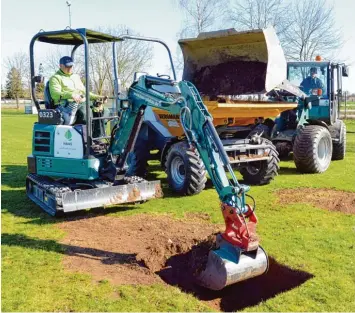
[276,188,355,214]
[185,60,267,96]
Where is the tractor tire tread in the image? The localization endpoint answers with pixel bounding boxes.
[332,122,346,160]
[165,141,206,195]
[240,138,279,185]
[293,125,332,173]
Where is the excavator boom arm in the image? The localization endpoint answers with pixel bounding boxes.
[110,75,258,251]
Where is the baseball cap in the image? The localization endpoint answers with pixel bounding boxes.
[59,56,74,67]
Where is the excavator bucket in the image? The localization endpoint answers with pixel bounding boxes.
[178,27,287,96]
[196,235,269,290]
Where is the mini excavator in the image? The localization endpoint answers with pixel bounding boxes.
[26,27,288,289]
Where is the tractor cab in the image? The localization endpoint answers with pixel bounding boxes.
[271,58,348,172]
[287,60,349,124]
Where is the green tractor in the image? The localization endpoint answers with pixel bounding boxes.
[267,60,349,173]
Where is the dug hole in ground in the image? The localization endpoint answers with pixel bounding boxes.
[57,211,318,311]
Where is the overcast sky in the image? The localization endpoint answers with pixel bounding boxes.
[1,0,354,92]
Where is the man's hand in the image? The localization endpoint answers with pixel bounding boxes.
[73,94,85,103]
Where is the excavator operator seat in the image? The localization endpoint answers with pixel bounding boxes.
[44,81,55,109]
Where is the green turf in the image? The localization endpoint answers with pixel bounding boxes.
[2,109,355,312]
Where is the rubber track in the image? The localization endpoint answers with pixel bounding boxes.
[240,138,280,185]
[332,122,346,160]
[293,125,332,173]
[165,141,207,195]
[27,173,71,205]
[124,175,146,184]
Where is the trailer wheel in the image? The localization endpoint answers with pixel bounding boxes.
[240,139,279,185]
[165,141,207,195]
[332,121,346,160]
[293,125,332,173]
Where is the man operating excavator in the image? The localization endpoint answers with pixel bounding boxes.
[49,56,108,138]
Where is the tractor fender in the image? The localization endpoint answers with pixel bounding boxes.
[305,119,329,130]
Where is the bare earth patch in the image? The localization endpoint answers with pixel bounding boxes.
[57,214,221,285]
[276,188,355,214]
[57,213,312,311]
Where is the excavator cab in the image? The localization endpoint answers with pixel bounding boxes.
[27,28,166,215]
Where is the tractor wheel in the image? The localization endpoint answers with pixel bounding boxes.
[332,121,346,160]
[165,141,207,195]
[293,125,332,173]
[240,139,280,185]
[126,139,149,178]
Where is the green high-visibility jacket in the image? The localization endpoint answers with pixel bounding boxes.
[49,69,100,106]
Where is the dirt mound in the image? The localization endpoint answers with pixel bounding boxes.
[186,60,267,96]
[276,188,355,214]
[57,213,313,311]
[57,214,221,285]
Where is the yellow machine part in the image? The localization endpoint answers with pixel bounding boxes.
[153,101,297,137]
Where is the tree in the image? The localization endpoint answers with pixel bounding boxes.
[44,46,77,77]
[89,26,153,94]
[281,0,342,61]
[177,0,228,38]
[5,52,30,98]
[228,0,342,62]
[229,0,291,36]
[1,84,7,99]
[5,67,24,108]
[174,0,228,77]
[36,82,45,100]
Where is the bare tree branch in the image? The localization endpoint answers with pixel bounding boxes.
[174,0,228,77]
[177,0,229,38]
[282,0,342,61]
[229,0,292,36]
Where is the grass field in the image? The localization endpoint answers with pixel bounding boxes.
[2,109,355,312]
